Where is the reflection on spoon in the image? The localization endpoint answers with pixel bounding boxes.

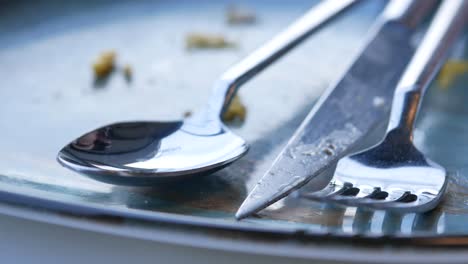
[57,1,358,185]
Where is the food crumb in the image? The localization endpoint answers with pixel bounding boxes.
[323,148,334,156]
[123,64,132,82]
[183,111,193,118]
[93,50,116,79]
[222,95,247,123]
[226,5,256,25]
[186,33,234,50]
[437,60,468,89]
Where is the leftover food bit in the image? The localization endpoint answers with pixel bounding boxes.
[222,95,247,122]
[186,33,234,49]
[183,110,193,118]
[437,60,468,89]
[93,50,116,79]
[123,64,133,82]
[226,5,257,25]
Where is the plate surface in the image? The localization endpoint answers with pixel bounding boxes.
[1,0,468,255]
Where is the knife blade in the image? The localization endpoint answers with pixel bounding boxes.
[236,0,437,220]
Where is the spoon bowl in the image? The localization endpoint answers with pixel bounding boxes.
[57,1,358,184]
[58,119,248,185]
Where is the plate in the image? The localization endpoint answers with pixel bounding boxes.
[1,0,468,260]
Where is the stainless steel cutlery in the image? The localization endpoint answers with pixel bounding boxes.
[56,0,467,216]
[236,0,438,219]
[302,0,466,212]
[57,0,357,185]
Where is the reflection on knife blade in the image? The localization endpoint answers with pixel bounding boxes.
[236,0,437,220]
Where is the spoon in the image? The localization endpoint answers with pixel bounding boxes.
[58,0,357,185]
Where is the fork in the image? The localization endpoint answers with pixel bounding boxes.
[302,0,467,213]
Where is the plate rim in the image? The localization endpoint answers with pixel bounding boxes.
[1,198,468,264]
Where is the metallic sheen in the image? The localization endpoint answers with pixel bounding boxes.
[4,0,468,247]
[236,0,436,219]
[57,0,357,184]
[304,0,467,212]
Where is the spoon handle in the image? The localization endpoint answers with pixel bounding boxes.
[387,0,467,137]
[209,0,357,118]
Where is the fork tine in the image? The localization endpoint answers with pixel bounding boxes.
[301,185,443,213]
[367,200,422,212]
[330,187,385,204]
[364,191,442,212]
[300,180,351,200]
[343,189,409,205]
[337,190,422,212]
[324,188,410,207]
[312,187,443,213]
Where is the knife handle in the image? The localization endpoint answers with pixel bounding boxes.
[387,0,467,137]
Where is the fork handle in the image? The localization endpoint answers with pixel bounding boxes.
[387,0,468,138]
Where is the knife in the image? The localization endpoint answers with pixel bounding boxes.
[236,0,437,220]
